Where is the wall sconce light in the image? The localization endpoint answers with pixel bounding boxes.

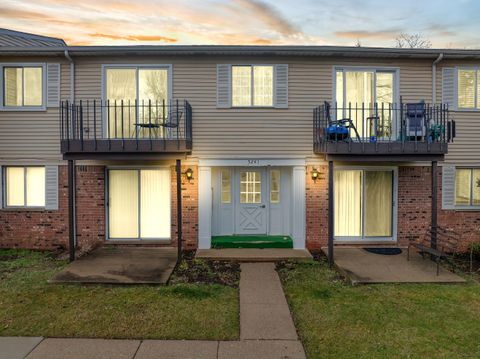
[311,168,319,182]
[185,168,194,181]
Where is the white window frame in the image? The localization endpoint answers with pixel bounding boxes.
[105,166,172,241]
[455,67,480,112]
[0,63,47,111]
[101,64,173,137]
[454,167,480,210]
[333,66,401,107]
[231,64,275,108]
[333,165,398,243]
[2,165,46,209]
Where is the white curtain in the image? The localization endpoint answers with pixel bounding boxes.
[253,66,273,106]
[26,167,45,207]
[140,169,170,239]
[334,170,362,237]
[232,66,252,107]
[109,170,139,239]
[364,171,393,237]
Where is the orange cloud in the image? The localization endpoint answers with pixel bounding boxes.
[335,30,401,40]
[89,33,177,43]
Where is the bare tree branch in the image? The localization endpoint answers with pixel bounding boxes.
[395,33,432,49]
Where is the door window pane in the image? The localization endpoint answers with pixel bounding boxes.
[232,66,252,107]
[458,69,476,109]
[221,169,231,204]
[106,68,136,138]
[345,71,374,136]
[140,169,170,238]
[270,170,280,203]
[26,167,45,207]
[364,171,393,237]
[455,169,471,205]
[109,170,139,239]
[253,66,273,106]
[6,167,25,206]
[240,171,261,204]
[334,170,362,237]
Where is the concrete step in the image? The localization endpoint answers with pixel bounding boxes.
[195,248,312,262]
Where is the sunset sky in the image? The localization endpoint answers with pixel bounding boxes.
[1,0,479,48]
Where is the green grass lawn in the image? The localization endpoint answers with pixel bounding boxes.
[278,259,480,359]
[0,249,238,340]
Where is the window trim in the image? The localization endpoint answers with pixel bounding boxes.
[332,66,401,107]
[2,165,46,209]
[0,63,47,111]
[101,64,173,137]
[455,67,480,112]
[231,64,275,108]
[105,166,172,241]
[454,167,480,210]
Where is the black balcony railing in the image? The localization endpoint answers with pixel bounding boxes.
[313,102,456,159]
[60,99,192,157]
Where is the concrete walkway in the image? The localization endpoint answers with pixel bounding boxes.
[1,263,305,359]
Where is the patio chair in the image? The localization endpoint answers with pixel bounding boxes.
[407,225,461,275]
[324,101,361,141]
[405,102,427,140]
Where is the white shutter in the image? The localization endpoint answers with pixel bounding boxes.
[442,67,456,110]
[46,63,61,108]
[274,64,288,108]
[217,64,231,108]
[442,165,456,210]
[45,165,58,210]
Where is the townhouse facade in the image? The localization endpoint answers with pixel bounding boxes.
[0,29,479,256]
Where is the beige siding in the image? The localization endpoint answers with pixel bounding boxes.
[437,60,480,165]
[0,53,477,164]
[72,56,435,159]
[0,56,70,162]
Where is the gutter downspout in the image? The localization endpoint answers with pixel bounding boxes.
[432,53,444,105]
[64,49,77,259]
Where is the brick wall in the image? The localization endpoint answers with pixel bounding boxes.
[0,164,199,252]
[0,166,69,250]
[305,165,480,252]
[305,165,329,250]
[171,165,198,249]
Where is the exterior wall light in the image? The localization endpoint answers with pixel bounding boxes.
[311,168,319,182]
[185,168,194,181]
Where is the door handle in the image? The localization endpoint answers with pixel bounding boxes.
[259,205,266,208]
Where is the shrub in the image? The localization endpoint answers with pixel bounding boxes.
[469,242,480,260]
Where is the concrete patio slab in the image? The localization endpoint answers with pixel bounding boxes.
[323,247,466,284]
[49,247,177,284]
[0,337,43,359]
[196,248,312,262]
[26,338,140,359]
[135,340,218,359]
[218,340,306,359]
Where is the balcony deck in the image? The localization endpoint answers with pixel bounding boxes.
[60,99,192,160]
[313,102,455,162]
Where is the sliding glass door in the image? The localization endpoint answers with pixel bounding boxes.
[108,169,170,240]
[335,68,396,139]
[334,169,395,240]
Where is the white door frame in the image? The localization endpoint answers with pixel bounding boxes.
[333,165,398,243]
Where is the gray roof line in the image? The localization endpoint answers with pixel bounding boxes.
[0,28,66,45]
[1,44,480,58]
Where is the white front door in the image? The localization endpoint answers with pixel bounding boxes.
[235,168,267,235]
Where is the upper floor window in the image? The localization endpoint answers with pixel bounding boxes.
[2,65,43,108]
[232,65,273,107]
[4,166,45,208]
[457,69,480,110]
[455,168,480,206]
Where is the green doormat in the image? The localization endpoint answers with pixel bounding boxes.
[212,235,294,249]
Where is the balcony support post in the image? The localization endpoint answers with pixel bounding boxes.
[176,159,183,263]
[328,160,334,267]
[68,160,77,262]
[431,160,438,250]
